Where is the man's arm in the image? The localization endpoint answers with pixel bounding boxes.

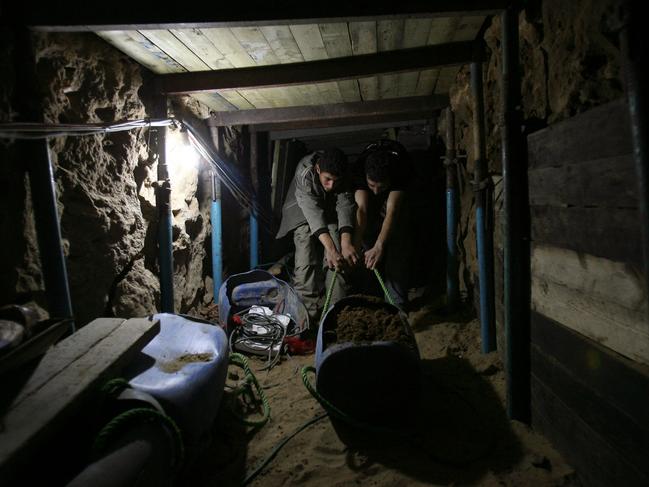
[335,189,359,266]
[354,190,370,250]
[294,168,328,238]
[365,190,404,270]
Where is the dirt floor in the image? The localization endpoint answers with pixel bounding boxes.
[184,304,578,487]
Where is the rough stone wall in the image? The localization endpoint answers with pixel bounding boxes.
[1,31,214,325]
[443,0,624,309]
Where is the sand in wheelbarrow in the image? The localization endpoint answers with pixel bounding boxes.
[331,295,414,347]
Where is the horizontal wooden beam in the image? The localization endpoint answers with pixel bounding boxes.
[207,95,448,129]
[158,42,476,95]
[13,1,509,31]
[270,119,429,140]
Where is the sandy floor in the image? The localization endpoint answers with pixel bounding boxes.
[184,305,578,487]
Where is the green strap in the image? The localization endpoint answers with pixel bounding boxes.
[92,407,184,469]
[229,352,271,427]
[319,269,338,325]
[320,268,397,326]
[373,268,396,306]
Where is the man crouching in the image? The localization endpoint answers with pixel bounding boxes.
[276,148,358,323]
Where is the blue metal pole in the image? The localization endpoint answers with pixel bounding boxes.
[471,60,496,353]
[27,141,75,330]
[250,208,259,269]
[445,108,459,310]
[157,178,174,313]
[14,26,74,331]
[249,129,259,270]
[211,174,223,298]
[154,103,174,313]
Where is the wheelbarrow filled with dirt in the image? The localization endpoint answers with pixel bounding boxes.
[315,295,421,428]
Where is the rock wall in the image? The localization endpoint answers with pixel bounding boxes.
[444,0,624,311]
[1,31,214,325]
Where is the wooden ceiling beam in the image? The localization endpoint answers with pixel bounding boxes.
[16,1,510,31]
[207,95,448,129]
[158,42,477,95]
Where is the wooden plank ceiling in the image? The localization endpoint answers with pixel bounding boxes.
[97,16,484,112]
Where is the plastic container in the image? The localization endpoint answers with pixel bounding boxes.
[123,313,228,443]
[315,296,421,426]
[218,269,309,334]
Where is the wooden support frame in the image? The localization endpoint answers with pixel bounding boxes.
[16,1,510,31]
[208,95,448,130]
[157,42,477,95]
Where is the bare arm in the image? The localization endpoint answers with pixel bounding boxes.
[365,190,405,269]
[354,190,370,250]
[318,232,343,270]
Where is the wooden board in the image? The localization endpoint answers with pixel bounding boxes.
[531,375,649,487]
[527,98,632,170]
[530,205,642,266]
[96,30,185,74]
[531,345,649,479]
[531,244,648,365]
[319,22,361,102]
[531,313,649,487]
[531,312,649,428]
[528,154,637,208]
[0,317,160,482]
[139,29,210,71]
[349,21,378,101]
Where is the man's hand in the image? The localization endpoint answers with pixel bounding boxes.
[341,240,360,267]
[364,241,385,270]
[325,247,345,271]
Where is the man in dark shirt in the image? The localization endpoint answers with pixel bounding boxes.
[352,140,413,308]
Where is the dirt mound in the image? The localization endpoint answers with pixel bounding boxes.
[331,298,413,346]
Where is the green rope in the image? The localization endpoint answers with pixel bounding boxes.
[373,268,396,306]
[100,377,131,397]
[319,269,338,325]
[92,407,184,469]
[229,352,271,427]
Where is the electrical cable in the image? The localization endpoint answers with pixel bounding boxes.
[228,306,296,371]
[0,118,176,139]
[241,412,328,486]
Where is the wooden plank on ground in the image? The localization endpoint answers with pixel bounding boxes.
[531,312,649,427]
[529,205,642,265]
[527,98,632,169]
[528,154,637,208]
[0,318,160,482]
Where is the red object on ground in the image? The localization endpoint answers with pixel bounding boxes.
[284,336,315,355]
[231,315,242,326]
